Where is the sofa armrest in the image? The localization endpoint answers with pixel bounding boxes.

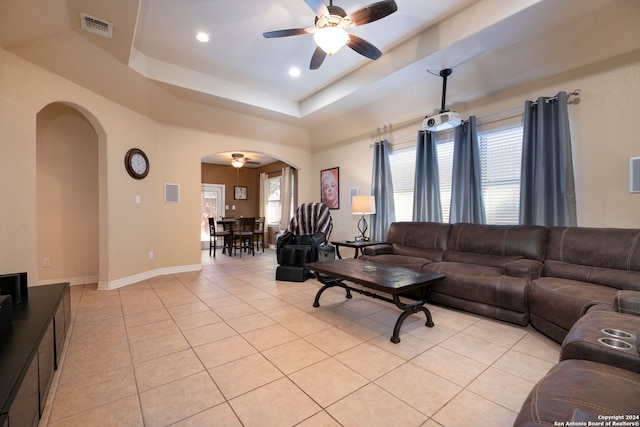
[504,259,544,279]
[362,244,393,256]
[580,301,615,316]
[614,290,640,316]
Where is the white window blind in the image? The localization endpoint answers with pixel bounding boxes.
[436,139,454,223]
[267,176,281,225]
[388,147,416,222]
[389,124,523,225]
[479,126,522,224]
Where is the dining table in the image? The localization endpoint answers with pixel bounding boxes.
[216,217,261,256]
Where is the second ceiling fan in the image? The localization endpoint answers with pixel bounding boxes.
[263,0,398,70]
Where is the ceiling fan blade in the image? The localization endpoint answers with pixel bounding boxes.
[310,46,327,70]
[263,28,312,38]
[347,34,382,60]
[305,0,329,17]
[348,0,398,26]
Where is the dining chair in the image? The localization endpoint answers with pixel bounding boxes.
[254,217,266,253]
[231,217,255,257]
[208,217,231,258]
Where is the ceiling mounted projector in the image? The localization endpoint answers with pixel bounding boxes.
[423,68,462,132]
[423,111,462,132]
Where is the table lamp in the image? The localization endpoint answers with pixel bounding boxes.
[352,195,376,241]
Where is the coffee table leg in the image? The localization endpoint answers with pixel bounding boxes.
[390,291,433,343]
[312,277,352,307]
[391,310,412,343]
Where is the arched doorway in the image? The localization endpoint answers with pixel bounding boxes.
[36,103,101,285]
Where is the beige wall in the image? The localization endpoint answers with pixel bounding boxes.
[37,103,99,283]
[2,44,639,289]
[0,49,313,288]
[311,50,640,242]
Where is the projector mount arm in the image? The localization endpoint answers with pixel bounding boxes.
[439,68,452,113]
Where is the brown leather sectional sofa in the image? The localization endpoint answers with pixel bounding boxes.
[359,221,640,425]
[514,295,640,426]
[360,221,640,340]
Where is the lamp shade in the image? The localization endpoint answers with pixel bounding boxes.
[352,195,376,215]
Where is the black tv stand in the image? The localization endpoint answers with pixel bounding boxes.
[0,283,70,426]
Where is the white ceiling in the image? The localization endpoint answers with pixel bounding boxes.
[130,0,476,118]
[1,0,639,165]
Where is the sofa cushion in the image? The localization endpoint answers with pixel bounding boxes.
[386,222,451,261]
[544,260,640,291]
[443,250,522,268]
[545,226,640,273]
[528,277,619,342]
[424,262,529,322]
[426,261,505,278]
[615,290,640,316]
[514,359,640,427]
[447,223,547,262]
[392,244,444,262]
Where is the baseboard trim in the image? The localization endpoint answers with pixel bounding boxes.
[35,264,202,290]
[98,264,202,290]
[37,275,99,287]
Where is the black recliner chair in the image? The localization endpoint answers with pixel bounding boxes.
[276,202,333,282]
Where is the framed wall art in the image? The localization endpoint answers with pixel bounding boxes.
[234,186,248,200]
[320,167,339,209]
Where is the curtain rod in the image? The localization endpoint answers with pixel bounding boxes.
[368,89,581,147]
[530,89,581,106]
[476,89,581,122]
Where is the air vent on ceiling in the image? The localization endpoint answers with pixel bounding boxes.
[80,13,112,39]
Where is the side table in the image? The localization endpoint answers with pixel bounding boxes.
[331,240,382,259]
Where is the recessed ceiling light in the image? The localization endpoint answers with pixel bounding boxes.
[195,32,210,43]
[289,67,301,77]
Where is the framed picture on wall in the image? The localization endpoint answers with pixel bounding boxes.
[320,167,339,209]
[234,186,247,200]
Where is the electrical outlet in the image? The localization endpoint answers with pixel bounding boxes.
[43,258,51,268]
[148,251,154,260]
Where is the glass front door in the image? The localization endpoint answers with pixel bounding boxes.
[201,184,225,249]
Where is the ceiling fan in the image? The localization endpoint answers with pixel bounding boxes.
[230,153,260,168]
[263,0,398,70]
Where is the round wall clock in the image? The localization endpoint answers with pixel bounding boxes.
[124,148,149,179]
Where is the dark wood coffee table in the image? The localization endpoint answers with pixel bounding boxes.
[305,259,444,343]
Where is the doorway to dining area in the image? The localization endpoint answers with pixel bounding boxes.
[200,184,225,250]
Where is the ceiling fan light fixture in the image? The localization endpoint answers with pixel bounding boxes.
[231,153,245,168]
[314,26,349,55]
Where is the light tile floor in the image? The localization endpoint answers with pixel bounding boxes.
[40,249,560,427]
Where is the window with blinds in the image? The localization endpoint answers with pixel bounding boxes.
[479,126,522,224]
[388,148,416,222]
[436,139,454,222]
[388,125,522,224]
